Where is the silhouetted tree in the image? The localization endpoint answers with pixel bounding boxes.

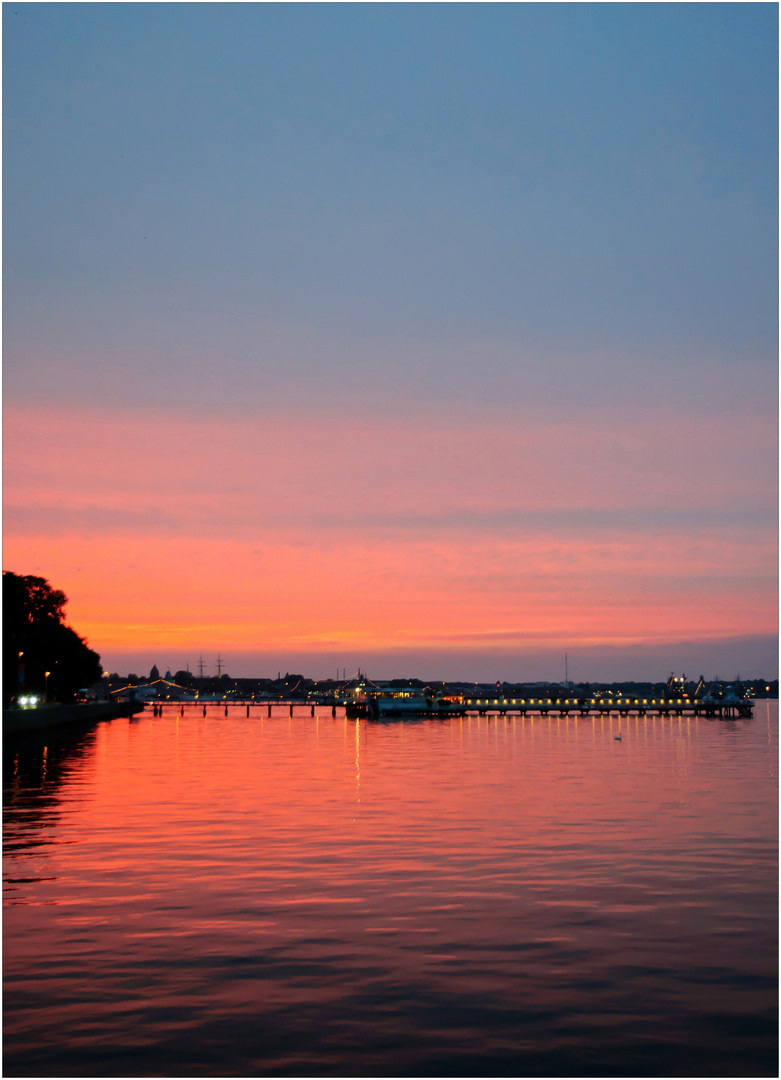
[3,572,102,706]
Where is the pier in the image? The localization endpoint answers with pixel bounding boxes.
[458,694,754,720]
[139,694,754,720]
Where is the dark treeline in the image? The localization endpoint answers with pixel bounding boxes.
[3,572,102,706]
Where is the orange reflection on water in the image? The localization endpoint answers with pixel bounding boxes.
[3,704,778,1076]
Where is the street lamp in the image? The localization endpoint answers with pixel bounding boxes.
[44,671,51,703]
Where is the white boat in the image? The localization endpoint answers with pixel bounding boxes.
[371,691,430,717]
[343,674,460,718]
[369,689,457,717]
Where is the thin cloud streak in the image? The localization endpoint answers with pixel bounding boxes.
[6,406,776,526]
[5,327,778,417]
[5,503,777,538]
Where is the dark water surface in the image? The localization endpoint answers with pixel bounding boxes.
[4,703,778,1076]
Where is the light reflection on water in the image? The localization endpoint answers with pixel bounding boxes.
[3,703,778,1076]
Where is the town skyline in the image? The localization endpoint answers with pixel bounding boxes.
[100,634,777,685]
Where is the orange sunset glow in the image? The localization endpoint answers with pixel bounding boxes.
[4,403,776,676]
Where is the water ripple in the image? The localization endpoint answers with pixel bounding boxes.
[3,704,777,1076]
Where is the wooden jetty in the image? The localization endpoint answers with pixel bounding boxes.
[131,694,754,721]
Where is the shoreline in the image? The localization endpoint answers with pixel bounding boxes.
[3,700,145,737]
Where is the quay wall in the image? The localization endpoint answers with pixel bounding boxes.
[4,700,144,737]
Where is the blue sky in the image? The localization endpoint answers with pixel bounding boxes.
[5,3,777,399]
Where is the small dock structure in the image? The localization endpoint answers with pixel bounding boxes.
[457,692,753,720]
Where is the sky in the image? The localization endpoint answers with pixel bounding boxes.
[4,2,778,682]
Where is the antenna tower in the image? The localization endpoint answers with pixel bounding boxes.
[217,653,223,677]
[198,655,205,678]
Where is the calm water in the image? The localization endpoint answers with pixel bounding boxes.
[4,703,778,1077]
